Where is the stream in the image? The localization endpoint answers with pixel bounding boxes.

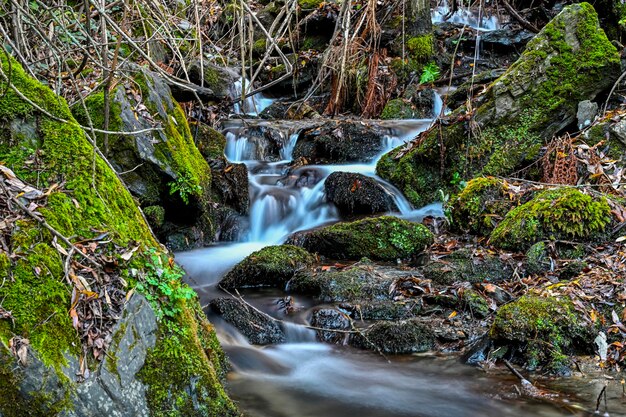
[174,6,626,417]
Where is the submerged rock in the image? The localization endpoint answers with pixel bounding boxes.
[309,308,351,344]
[286,216,434,261]
[350,319,435,354]
[219,245,315,290]
[378,3,621,206]
[210,298,285,345]
[324,172,398,216]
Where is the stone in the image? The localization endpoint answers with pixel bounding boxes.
[610,118,626,145]
[350,319,435,354]
[286,216,434,261]
[378,3,621,206]
[324,172,398,216]
[209,298,285,345]
[577,100,598,129]
[309,308,351,344]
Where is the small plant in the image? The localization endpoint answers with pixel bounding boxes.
[419,62,440,84]
[168,174,201,205]
[449,171,467,190]
[136,249,195,319]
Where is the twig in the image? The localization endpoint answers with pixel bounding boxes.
[500,0,539,33]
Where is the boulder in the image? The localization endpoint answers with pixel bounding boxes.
[489,187,611,250]
[350,319,435,354]
[286,216,434,261]
[421,248,516,285]
[219,245,315,290]
[490,295,591,371]
[210,298,285,345]
[378,3,621,206]
[293,120,389,164]
[309,308,351,344]
[209,157,249,215]
[325,172,398,216]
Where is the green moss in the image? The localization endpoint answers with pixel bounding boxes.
[461,289,490,318]
[298,0,323,9]
[195,123,226,160]
[490,187,611,250]
[301,36,328,51]
[0,243,79,367]
[406,34,434,62]
[291,216,434,261]
[378,4,619,207]
[491,295,589,371]
[138,301,238,417]
[70,91,123,148]
[220,245,315,289]
[525,242,548,275]
[450,177,512,235]
[144,205,166,228]
[380,98,418,120]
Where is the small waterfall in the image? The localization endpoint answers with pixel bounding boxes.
[280,321,317,343]
[232,77,275,116]
[432,0,499,31]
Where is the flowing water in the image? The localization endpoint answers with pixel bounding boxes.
[173,9,626,417]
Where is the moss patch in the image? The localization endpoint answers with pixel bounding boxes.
[450,177,513,235]
[489,187,611,250]
[287,216,434,261]
[491,295,590,371]
[219,245,315,290]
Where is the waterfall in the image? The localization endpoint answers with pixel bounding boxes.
[231,77,275,116]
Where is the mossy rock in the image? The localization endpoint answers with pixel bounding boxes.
[489,187,611,250]
[194,123,226,160]
[298,0,323,10]
[286,216,434,261]
[421,248,515,285]
[490,295,592,371]
[0,56,237,416]
[406,34,434,62]
[288,261,403,302]
[377,3,620,207]
[219,245,315,290]
[380,98,420,120]
[450,177,514,236]
[350,319,435,354]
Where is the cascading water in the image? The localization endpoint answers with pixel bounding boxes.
[232,77,275,116]
[431,0,499,31]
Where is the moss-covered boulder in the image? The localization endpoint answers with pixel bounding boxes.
[380,98,421,120]
[489,187,611,250]
[350,319,435,354]
[286,216,434,261]
[219,245,315,290]
[0,56,237,416]
[378,3,621,206]
[450,177,514,235]
[490,295,592,371]
[421,248,516,285]
[72,67,219,251]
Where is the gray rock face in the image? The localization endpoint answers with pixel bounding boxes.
[610,118,626,145]
[325,172,398,216]
[0,295,157,417]
[68,294,157,417]
[577,100,598,130]
[209,298,285,345]
[309,308,350,344]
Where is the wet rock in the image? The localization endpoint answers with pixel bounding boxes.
[378,4,621,206]
[171,60,238,102]
[339,300,421,321]
[309,308,351,344]
[421,248,514,285]
[350,319,435,354]
[286,216,434,261]
[577,100,598,130]
[445,69,505,111]
[195,123,226,160]
[210,298,285,345]
[380,98,422,120]
[480,28,535,48]
[219,245,315,290]
[293,120,389,164]
[325,172,398,216]
[209,157,249,215]
[260,101,321,120]
[288,261,407,302]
